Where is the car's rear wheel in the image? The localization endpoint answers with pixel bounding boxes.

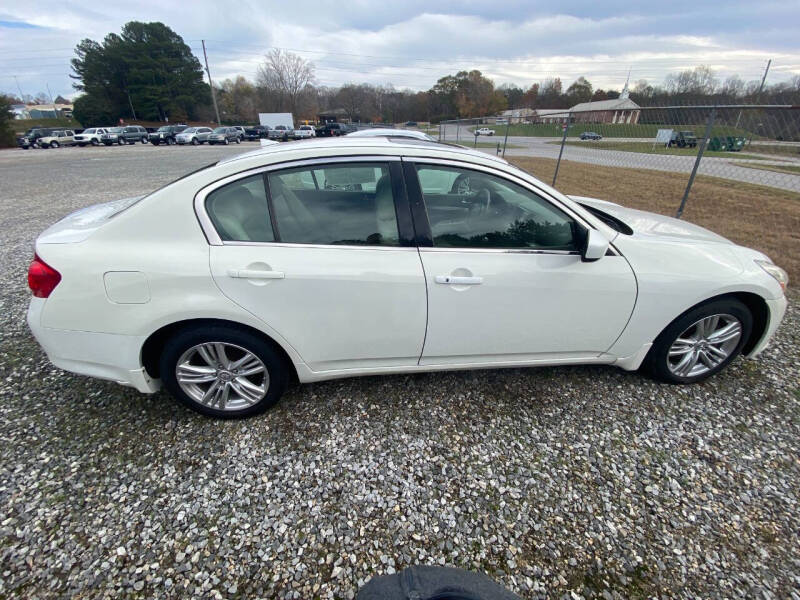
[644,298,752,384]
[160,326,288,418]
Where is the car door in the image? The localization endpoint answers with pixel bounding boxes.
[203,157,427,373]
[405,160,637,366]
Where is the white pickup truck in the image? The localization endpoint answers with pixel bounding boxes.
[475,127,495,136]
[293,125,316,139]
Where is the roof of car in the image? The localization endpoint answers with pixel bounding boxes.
[217,136,509,167]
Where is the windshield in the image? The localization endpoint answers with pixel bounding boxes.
[301,126,312,130]
[213,127,227,133]
[157,126,170,132]
[83,129,97,134]
[108,127,123,133]
[182,127,197,133]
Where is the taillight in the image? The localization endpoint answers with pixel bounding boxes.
[28,254,61,298]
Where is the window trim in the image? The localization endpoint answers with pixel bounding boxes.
[403,158,586,254]
[194,155,411,249]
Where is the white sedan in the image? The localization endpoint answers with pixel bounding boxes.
[27,138,788,418]
[475,127,495,136]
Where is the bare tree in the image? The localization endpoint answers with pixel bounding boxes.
[257,49,315,115]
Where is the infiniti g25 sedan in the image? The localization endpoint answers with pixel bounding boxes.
[27,138,788,418]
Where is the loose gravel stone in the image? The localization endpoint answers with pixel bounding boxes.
[1,145,798,599]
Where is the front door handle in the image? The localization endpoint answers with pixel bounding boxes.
[227,269,285,280]
[434,275,483,285]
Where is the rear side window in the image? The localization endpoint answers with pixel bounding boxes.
[267,163,399,246]
[205,175,275,243]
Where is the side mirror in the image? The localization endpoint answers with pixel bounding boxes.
[582,228,610,262]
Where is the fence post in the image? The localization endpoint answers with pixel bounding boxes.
[676,107,716,219]
[552,113,571,187]
[456,118,460,142]
[501,118,511,157]
[438,122,442,142]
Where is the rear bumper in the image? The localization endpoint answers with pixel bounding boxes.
[27,298,160,393]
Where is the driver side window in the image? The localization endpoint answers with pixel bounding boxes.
[415,165,579,251]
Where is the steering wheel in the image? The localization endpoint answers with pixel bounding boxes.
[450,173,474,195]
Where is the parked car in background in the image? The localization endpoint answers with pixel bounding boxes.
[268,125,292,141]
[38,130,76,148]
[669,130,698,148]
[17,128,54,149]
[148,125,188,145]
[244,125,270,141]
[73,128,109,146]
[176,127,214,145]
[475,127,495,136]
[580,131,603,140]
[120,125,149,144]
[100,127,125,145]
[293,125,316,139]
[231,126,246,141]
[207,127,242,145]
[348,128,435,141]
[316,123,354,137]
[26,137,788,418]
[405,121,418,127]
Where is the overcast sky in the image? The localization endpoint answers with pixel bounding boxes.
[2,0,799,101]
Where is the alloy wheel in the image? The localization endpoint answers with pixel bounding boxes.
[175,342,269,411]
[667,313,742,378]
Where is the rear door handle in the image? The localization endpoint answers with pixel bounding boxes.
[227,269,285,280]
[434,275,483,285]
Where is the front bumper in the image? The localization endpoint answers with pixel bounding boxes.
[27,298,160,393]
[747,294,788,357]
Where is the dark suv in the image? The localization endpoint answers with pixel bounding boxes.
[243,125,270,140]
[317,123,347,137]
[148,125,188,145]
[17,128,54,149]
[120,125,149,144]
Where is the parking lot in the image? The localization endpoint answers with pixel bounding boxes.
[1,145,799,599]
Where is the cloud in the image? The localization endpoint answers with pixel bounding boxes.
[0,1,797,99]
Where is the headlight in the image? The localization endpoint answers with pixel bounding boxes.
[755,260,788,293]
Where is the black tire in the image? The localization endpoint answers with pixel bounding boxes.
[141,137,148,144]
[50,141,59,148]
[191,138,199,145]
[224,138,229,145]
[235,137,241,144]
[91,139,99,146]
[643,297,752,384]
[160,325,288,418]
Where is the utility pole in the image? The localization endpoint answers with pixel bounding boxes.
[758,59,772,96]
[13,75,25,102]
[202,40,222,126]
[46,82,57,118]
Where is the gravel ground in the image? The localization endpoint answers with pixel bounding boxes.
[1,145,799,599]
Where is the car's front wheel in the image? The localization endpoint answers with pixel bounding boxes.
[160,326,288,418]
[645,298,752,384]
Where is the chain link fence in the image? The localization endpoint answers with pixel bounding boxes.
[438,105,800,281]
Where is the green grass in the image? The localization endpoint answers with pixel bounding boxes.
[554,140,770,160]
[480,122,759,139]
